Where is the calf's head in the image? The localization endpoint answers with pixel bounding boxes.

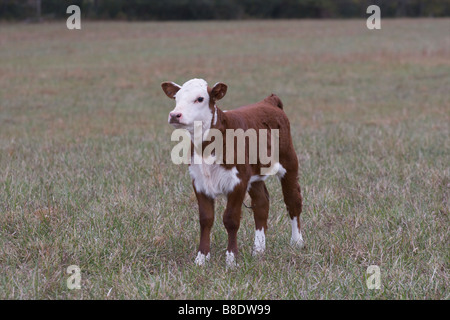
[161,78,227,131]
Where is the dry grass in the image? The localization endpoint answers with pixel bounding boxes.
[0,19,449,299]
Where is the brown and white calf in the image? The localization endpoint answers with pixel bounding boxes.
[162,78,304,267]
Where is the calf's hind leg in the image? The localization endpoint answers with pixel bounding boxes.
[248,181,270,255]
[280,165,304,248]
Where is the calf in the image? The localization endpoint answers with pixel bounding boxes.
[162,78,304,267]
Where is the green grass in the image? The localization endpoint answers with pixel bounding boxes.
[0,19,449,299]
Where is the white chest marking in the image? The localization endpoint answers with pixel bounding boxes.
[189,159,240,198]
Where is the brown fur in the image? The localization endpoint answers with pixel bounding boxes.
[200,87,302,259]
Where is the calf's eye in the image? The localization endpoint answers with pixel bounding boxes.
[196,97,204,103]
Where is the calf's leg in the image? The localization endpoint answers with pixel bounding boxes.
[194,188,215,265]
[223,183,247,267]
[248,181,270,255]
[280,163,305,248]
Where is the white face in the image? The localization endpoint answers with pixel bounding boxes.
[168,79,212,132]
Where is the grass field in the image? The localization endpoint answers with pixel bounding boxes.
[0,19,449,299]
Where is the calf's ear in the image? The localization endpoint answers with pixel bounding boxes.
[210,82,227,101]
[161,81,181,99]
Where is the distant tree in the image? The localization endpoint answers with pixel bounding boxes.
[1,0,449,21]
[0,0,32,20]
[396,0,408,16]
[36,0,41,20]
[421,0,450,17]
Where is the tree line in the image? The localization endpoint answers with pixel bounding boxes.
[1,0,449,21]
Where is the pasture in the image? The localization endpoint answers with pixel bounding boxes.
[0,19,449,299]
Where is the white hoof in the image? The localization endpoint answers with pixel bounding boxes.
[252,228,266,256]
[225,251,237,269]
[290,238,305,249]
[194,252,210,266]
[291,217,304,248]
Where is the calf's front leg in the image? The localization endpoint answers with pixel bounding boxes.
[194,187,215,266]
[223,182,247,268]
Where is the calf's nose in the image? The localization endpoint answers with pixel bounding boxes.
[169,112,182,119]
